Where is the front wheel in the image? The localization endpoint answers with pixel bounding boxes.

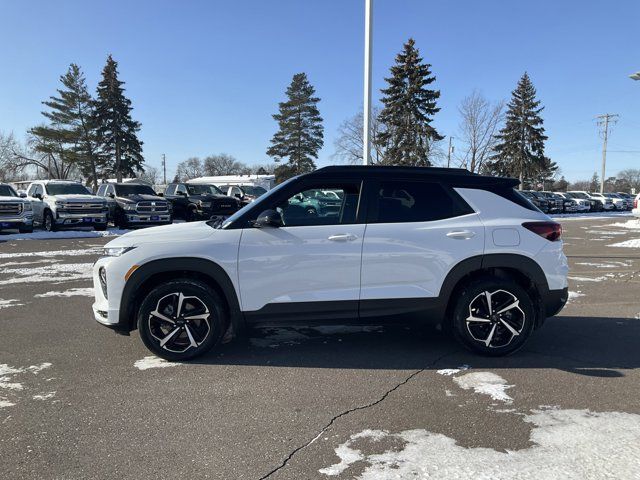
[451,278,535,356]
[43,210,57,232]
[137,279,228,361]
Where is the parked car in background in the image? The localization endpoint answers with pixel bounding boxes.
[632,193,640,218]
[615,192,634,210]
[538,191,563,213]
[555,192,586,212]
[218,184,267,206]
[26,180,108,231]
[0,183,33,233]
[602,193,627,211]
[522,191,550,213]
[565,191,603,212]
[96,183,172,229]
[588,192,615,211]
[164,183,241,222]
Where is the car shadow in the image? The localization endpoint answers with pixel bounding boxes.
[194,315,640,377]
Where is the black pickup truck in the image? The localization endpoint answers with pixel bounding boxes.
[164,183,241,221]
[96,183,172,228]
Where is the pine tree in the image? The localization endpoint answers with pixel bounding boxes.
[267,73,323,182]
[376,38,443,166]
[94,55,144,182]
[487,73,552,188]
[30,64,102,184]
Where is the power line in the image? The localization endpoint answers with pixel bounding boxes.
[595,113,618,193]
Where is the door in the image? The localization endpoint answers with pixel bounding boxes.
[238,180,364,322]
[28,184,45,223]
[360,180,484,316]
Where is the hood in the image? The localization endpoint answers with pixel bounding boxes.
[0,195,27,202]
[50,194,105,203]
[116,194,165,203]
[106,221,215,248]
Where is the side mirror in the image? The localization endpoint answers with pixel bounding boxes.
[19,192,27,198]
[33,193,42,200]
[156,192,164,197]
[107,193,115,199]
[234,193,243,199]
[254,209,282,228]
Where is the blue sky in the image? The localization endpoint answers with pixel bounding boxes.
[1,0,639,181]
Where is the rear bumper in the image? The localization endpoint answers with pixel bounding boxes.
[544,287,569,317]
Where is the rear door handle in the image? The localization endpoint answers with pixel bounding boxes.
[446,230,476,240]
[328,233,358,242]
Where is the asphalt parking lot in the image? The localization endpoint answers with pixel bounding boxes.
[1,214,639,479]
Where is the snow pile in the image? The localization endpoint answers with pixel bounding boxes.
[607,220,640,230]
[453,371,513,403]
[319,409,640,479]
[608,239,640,248]
[35,287,94,298]
[436,365,470,376]
[0,299,23,309]
[0,263,93,285]
[134,356,180,370]
[567,291,585,303]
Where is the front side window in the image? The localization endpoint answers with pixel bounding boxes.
[45,183,90,195]
[187,184,222,195]
[176,184,187,195]
[369,181,472,223]
[0,185,18,197]
[97,185,107,196]
[275,183,360,227]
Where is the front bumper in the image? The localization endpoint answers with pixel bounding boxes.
[0,214,33,229]
[121,213,171,224]
[57,211,107,226]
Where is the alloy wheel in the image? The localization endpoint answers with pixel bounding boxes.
[465,289,525,348]
[148,292,211,353]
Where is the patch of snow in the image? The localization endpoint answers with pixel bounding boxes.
[0,247,100,260]
[568,275,608,282]
[585,230,626,235]
[567,291,585,303]
[0,299,23,309]
[0,362,52,408]
[607,220,640,230]
[27,363,52,374]
[453,372,513,403]
[575,261,630,268]
[608,239,640,248]
[0,263,93,286]
[134,356,180,371]
[0,228,128,241]
[437,365,470,376]
[0,259,60,267]
[34,287,94,298]
[550,212,632,221]
[320,409,640,479]
[32,392,56,401]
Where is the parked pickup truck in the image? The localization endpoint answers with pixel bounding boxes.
[27,180,108,231]
[164,183,241,222]
[217,184,268,206]
[0,183,33,233]
[96,182,171,229]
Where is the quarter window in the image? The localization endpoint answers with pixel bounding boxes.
[369,181,472,223]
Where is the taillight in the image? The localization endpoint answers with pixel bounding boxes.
[522,221,562,242]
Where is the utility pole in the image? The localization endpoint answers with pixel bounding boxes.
[161,153,167,185]
[596,114,618,193]
[362,0,373,165]
[447,137,454,168]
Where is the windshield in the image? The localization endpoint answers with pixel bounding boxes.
[0,185,18,197]
[115,184,156,196]
[45,183,90,195]
[569,192,588,199]
[243,185,267,196]
[187,184,223,195]
[217,177,297,229]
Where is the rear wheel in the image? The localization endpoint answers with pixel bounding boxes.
[137,279,228,361]
[451,278,535,356]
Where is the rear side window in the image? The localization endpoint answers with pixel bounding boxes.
[368,181,474,223]
[499,188,541,212]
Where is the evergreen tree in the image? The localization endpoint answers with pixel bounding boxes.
[376,38,443,166]
[267,73,323,182]
[487,73,552,188]
[94,55,144,182]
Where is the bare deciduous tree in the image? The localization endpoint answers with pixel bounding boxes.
[203,154,249,176]
[457,90,504,173]
[175,157,204,181]
[138,165,161,185]
[333,106,385,164]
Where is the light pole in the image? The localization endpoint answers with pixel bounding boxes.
[363,0,373,165]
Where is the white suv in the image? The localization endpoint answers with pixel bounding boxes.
[27,180,108,231]
[92,166,569,360]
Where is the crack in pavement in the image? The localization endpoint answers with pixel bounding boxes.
[256,349,458,480]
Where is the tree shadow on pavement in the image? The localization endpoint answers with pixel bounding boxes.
[196,315,640,377]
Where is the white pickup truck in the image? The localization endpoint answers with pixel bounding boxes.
[0,183,33,233]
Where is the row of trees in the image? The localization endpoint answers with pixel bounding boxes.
[2,56,144,189]
[564,169,640,193]
[173,154,275,182]
[269,38,557,187]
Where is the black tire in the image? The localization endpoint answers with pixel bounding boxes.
[114,212,128,229]
[18,226,33,234]
[185,207,197,222]
[43,210,57,232]
[137,279,228,361]
[94,224,107,231]
[451,277,535,356]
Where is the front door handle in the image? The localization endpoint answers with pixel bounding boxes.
[446,230,476,240]
[328,233,358,242]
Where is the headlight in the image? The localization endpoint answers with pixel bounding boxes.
[200,202,211,208]
[23,202,32,211]
[123,204,136,211]
[102,246,136,257]
[55,201,65,207]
